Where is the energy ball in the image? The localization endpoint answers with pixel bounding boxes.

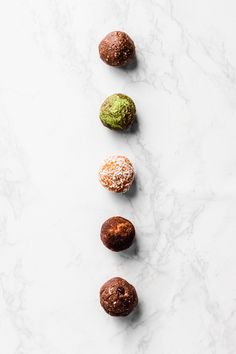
[100,277,138,316]
[99,31,135,67]
[101,216,135,251]
[100,93,136,130]
[99,155,135,193]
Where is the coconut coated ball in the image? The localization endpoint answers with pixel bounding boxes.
[99,155,135,193]
[100,93,136,130]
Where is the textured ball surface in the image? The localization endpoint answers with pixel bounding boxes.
[99,155,135,193]
[100,277,138,316]
[99,31,135,67]
[100,94,136,130]
[100,216,135,251]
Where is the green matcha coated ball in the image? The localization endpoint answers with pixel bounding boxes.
[99,94,136,130]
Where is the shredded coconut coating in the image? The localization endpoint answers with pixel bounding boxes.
[99,155,135,193]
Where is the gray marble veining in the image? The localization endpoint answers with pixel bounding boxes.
[0,0,236,353]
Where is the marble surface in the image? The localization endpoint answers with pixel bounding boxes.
[0,0,236,353]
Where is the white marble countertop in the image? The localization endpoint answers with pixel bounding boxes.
[1,0,236,353]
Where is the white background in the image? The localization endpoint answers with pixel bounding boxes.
[0,0,236,353]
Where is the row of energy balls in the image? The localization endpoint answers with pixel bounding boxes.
[98,31,138,317]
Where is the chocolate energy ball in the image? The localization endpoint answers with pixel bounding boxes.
[100,277,138,316]
[101,216,135,251]
[99,31,135,67]
[99,155,135,193]
[100,94,136,130]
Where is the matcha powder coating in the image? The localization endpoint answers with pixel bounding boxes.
[99,94,136,130]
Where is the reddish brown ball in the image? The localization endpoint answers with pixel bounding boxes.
[101,216,135,252]
[99,31,135,67]
[100,277,138,316]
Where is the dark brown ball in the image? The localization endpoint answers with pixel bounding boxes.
[100,277,138,316]
[99,31,135,67]
[100,216,135,251]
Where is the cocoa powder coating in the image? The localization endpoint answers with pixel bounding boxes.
[101,216,135,251]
